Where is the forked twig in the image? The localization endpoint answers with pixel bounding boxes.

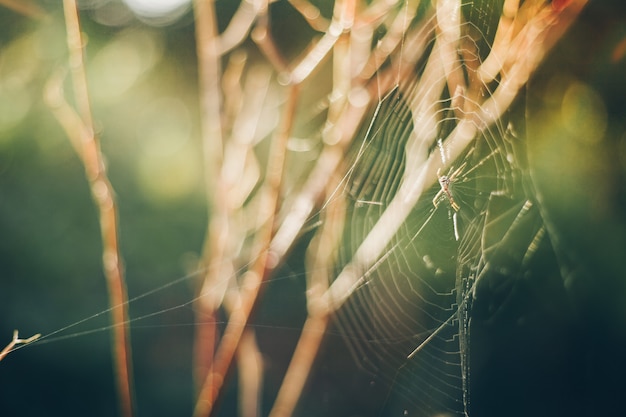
[269,2,429,415]
[196,2,587,416]
[269,0,425,267]
[251,1,290,74]
[193,84,300,417]
[192,1,353,414]
[0,330,41,362]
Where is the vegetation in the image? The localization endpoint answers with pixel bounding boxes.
[1,1,625,417]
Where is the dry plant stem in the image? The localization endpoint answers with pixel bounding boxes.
[268,30,352,416]
[61,2,134,416]
[193,85,300,417]
[218,0,264,54]
[193,0,227,391]
[236,330,264,417]
[195,0,342,408]
[269,173,345,417]
[0,0,46,18]
[269,3,430,265]
[358,0,398,24]
[290,0,355,85]
[194,0,224,193]
[194,0,225,194]
[269,51,417,268]
[195,5,349,411]
[290,20,341,85]
[437,0,467,120]
[357,1,420,82]
[288,0,329,31]
[45,69,86,155]
[0,331,41,362]
[258,0,351,85]
[317,0,587,315]
[268,102,364,261]
[194,309,219,394]
[252,1,289,74]
[268,315,329,417]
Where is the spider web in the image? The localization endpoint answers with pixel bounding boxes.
[0,1,589,417]
[310,2,561,416]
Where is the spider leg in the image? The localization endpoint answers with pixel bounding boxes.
[448,196,460,212]
[433,189,445,208]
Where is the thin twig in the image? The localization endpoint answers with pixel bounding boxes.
[196,2,587,416]
[315,0,587,315]
[269,6,376,262]
[0,331,41,362]
[269,171,345,417]
[192,0,227,393]
[268,4,429,414]
[269,315,328,417]
[288,0,330,32]
[54,2,135,416]
[193,84,300,417]
[268,64,345,417]
[356,1,422,82]
[191,1,354,413]
[269,5,427,270]
[251,0,289,74]
[218,0,264,55]
[236,329,264,417]
[222,61,272,417]
[0,0,46,18]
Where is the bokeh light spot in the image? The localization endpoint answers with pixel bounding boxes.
[122,0,191,26]
[136,97,191,156]
[134,97,198,203]
[136,143,201,204]
[0,34,39,135]
[0,89,31,136]
[90,29,163,102]
[561,81,607,145]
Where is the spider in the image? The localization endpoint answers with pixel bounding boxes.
[432,162,466,212]
[432,163,467,241]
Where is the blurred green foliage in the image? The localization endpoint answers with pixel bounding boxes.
[0,1,625,417]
